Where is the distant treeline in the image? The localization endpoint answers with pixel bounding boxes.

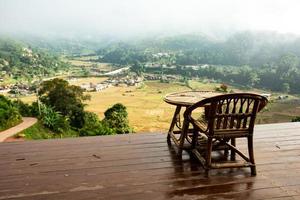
[2,31,300,93]
[97,32,300,93]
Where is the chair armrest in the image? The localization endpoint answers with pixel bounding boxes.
[189,117,209,133]
[183,98,211,133]
[184,98,210,119]
[258,97,268,112]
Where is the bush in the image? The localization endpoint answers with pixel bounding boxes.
[0,95,22,131]
[12,100,41,117]
[40,104,70,133]
[13,100,32,117]
[292,116,300,122]
[104,103,132,134]
[215,83,228,93]
[79,112,114,136]
[30,102,40,117]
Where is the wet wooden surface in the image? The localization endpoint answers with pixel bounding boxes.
[1,122,300,199]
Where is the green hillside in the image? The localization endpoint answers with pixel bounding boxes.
[0,38,70,84]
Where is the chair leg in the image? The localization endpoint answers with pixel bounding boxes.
[224,149,229,159]
[230,138,236,161]
[205,169,210,178]
[191,128,198,149]
[248,136,256,176]
[167,134,171,145]
[205,137,213,177]
[177,149,183,157]
[223,138,230,159]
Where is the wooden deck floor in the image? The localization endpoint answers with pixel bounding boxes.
[1,123,300,200]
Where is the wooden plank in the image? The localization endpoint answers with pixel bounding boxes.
[1,145,300,178]
[0,180,291,200]
[2,143,300,170]
[1,122,300,199]
[0,173,286,198]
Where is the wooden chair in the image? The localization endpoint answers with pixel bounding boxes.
[184,93,268,176]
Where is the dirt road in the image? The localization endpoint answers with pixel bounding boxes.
[0,117,37,142]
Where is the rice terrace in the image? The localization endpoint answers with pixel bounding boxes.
[19,78,300,132]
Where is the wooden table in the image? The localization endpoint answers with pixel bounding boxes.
[164,91,221,155]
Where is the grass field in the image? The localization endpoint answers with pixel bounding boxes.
[18,80,300,133]
[73,56,98,61]
[81,80,300,132]
[66,58,114,71]
[86,81,190,132]
[257,98,300,124]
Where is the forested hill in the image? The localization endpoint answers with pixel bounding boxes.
[2,31,300,93]
[97,31,300,93]
[0,38,70,81]
[98,31,300,67]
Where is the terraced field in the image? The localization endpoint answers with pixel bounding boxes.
[18,80,300,133]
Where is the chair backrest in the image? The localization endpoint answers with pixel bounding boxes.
[186,93,268,136]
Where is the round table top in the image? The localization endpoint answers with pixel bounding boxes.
[164,91,221,106]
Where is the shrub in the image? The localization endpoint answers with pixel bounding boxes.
[0,95,22,131]
[103,103,132,134]
[292,116,300,122]
[12,100,41,117]
[30,102,40,117]
[13,100,32,117]
[40,104,70,133]
[215,83,228,93]
[79,112,114,136]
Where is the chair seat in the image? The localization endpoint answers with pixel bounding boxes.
[214,129,250,138]
[193,119,249,138]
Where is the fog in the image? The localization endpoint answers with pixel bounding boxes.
[1,0,300,38]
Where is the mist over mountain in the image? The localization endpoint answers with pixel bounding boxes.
[2,0,300,93]
[1,0,300,40]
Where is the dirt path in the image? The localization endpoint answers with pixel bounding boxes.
[0,117,37,142]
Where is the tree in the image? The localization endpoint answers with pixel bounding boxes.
[282,83,290,93]
[38,78,90,128]
[277,54,299,80]
[247,72,260,86]
[103,103,131,134]
[79,112,114,136]
[131,61,144,76]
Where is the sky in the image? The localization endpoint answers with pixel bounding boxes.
[0,0,300,38]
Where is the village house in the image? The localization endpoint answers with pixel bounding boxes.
[80,83,94,92]
[95,83,111,91]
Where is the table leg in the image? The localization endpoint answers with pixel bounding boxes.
[167,105,182,145]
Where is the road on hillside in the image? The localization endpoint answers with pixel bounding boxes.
[0,117,37,142]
